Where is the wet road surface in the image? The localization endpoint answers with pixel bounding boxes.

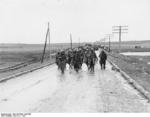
[0,53,150,112]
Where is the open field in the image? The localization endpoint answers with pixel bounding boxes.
[108,52,150,92]
[0,43,83,69]
[0,43,84,79]
[107,40,150,93]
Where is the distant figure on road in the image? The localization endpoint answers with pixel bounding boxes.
[83,47,97,72]
[88,48,98,72]
[66,49,74,69]
[99,50,107,70]
[55,50,67,74]
[55,51,61,69]
[73,49,82,72]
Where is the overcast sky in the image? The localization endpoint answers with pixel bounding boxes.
[0,0,150,44]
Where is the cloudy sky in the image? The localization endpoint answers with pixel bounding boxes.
[0,0,150,44]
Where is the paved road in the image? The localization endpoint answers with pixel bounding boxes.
[0,52,150,112]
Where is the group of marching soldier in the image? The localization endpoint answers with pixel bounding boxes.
[55,45,107,74]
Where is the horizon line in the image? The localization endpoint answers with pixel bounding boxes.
[0,40,149,45]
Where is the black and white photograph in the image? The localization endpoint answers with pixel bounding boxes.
[0,0,150,114]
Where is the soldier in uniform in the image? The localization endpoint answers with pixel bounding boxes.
[67,49,74,69]
[55,51,61,69]
[99,50,107,70]
[56,50,67,74]
[73,49,81,72]
[88,48,98,72]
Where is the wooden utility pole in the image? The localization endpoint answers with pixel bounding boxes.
[48,22,51,59]
[106,34,113,52]
[41,22,50,63]
[112,26,128,52]
[78,37,80,47]
[109,36,110,52]
[104,38,105,47]
[70,33,72,49]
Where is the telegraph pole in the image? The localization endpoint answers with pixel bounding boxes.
[48,22,51,59]
[106,34,113,52]
[41,22,50,63]
[104,38,105,47]
[109,35,110,52]
[70,33,72,49]
[78,37,80,47]
[112,26,128,52]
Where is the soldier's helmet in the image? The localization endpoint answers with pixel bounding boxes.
[60,49,64,53]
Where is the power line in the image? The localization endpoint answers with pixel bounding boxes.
[112,25,128,52]
[105,34,113,52]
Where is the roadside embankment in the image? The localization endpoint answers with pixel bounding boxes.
[108,51,150,100]
[0,57,55,82]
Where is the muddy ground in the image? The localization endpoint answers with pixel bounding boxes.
[108,49,150,93]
